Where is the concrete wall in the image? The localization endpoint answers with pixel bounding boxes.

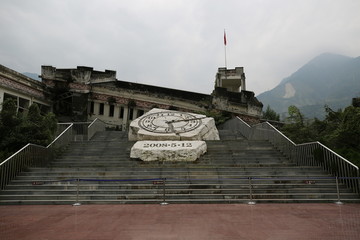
[41,66,116,84]
[215,67,245,92]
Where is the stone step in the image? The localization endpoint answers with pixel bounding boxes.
[58,151,285,158]
[3,183,342,191]
[22,168,326,175]
[1,192,358,202]
[28,165,323,171]
[49,160,295,166]
[2,130,359,204]
[14,172,334,178]
[53,155,290,161]
[11,181,336,190]
[10,178,338,188]
[17,172,331,179]
[2,198,360,205]
[52,158,289,164]
[1,188,351,196]
[46,165,299,170]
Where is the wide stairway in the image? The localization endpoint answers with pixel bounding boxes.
[0,130,359,204]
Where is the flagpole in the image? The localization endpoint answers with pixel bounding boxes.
[224,44,227,69]
[224,29,227,69]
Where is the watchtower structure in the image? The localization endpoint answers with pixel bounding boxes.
[215,67,246,92]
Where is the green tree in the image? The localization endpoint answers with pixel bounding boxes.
[0,98,21,128]
[281,105,317,143]
[0,101,58,162]
[20,104,54,146]
[281,104,360,166]
[286,105,304,126]
[0,99,24,158]
[262,105,280,121]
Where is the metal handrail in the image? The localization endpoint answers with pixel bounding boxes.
[235,116,252,139]
[0,143,50,190]
[0,118,104,190]
[88,118,106,140]
[234,117,360,194]
[47,123,73,148]
[29,176,360,205]
[297,141,358,169]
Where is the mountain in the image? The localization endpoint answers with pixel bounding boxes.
[22,72,41,81]
[257,53,360,119]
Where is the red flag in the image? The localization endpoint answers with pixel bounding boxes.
[224,31,227,46]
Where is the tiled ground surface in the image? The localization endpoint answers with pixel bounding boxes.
[1,204,359,240]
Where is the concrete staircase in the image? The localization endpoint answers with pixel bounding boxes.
[1,130,359,205]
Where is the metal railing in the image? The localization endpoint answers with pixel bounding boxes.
[0,144,50,190]
[88,118,106,140]
[26,176,360,205]
[47,123,73,149]
[251,121,297,161]
[235,117,360,194]
[0,118,105,190]
[0,123,74,190]
[296,142,360,194]
[221,117,252,138]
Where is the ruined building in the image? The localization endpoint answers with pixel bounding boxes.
[0,64,51,113]
[0,64,263,129]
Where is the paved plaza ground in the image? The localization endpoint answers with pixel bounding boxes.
[1,203,359,240]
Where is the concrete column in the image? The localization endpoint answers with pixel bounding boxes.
[123,106,129,127]
[241,74,246,91]
[104,103,109,117]
[114,105,120,119]
[94,102,99,116]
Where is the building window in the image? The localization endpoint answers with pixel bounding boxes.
[109,104,114,117]
[119,106,124,119]
[18,97,30,113]
[129,108,134,120]
[3,93,17,103]
[137,109,144,117]
[99,103,104,115]
[90,101,94,114]
[35,103,50,114]
[3,93,22,112]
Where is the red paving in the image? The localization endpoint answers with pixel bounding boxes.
[1,203,360,240]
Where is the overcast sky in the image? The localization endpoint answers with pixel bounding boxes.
[1,0,360,95]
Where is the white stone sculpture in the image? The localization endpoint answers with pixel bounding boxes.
[128,108,220,141]
[130,141,207,162]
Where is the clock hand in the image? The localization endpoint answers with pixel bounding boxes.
[167,121,175,133]
[162,117,176,133]
[165,116,206,124]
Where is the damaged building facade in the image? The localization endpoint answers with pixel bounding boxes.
[0,64,263,130]
[0,64,51,113]
[40,65,263,129]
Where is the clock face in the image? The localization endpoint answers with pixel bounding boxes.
[138,111,202,133]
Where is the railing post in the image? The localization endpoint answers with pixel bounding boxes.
[248,177,256,205]
[160,178,168,205]
[357,170,360,195]
[73,178,81,206]
[335,176,343,205]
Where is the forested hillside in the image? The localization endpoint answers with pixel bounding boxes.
[258,53,360,119]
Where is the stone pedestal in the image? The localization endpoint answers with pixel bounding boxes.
[130,141,207,162]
